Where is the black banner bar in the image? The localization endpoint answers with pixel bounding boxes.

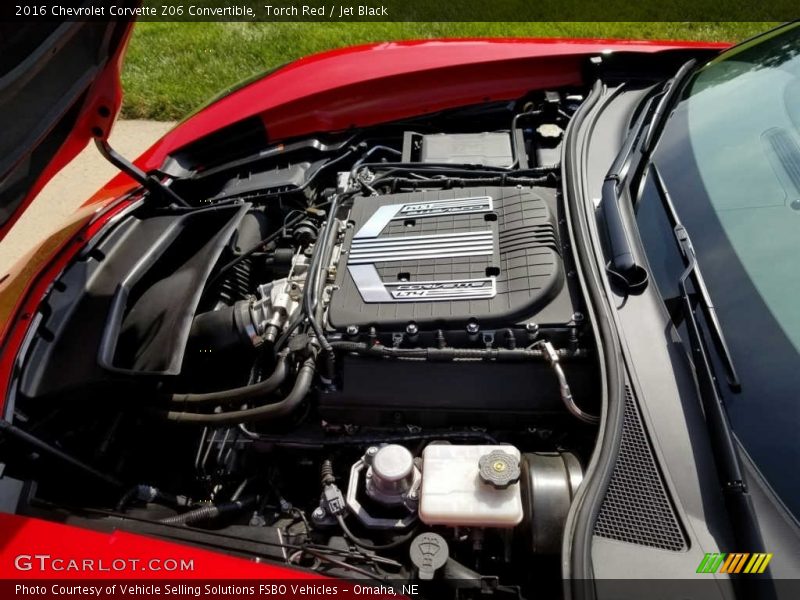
[0,0,797,23]
[4,579,800,598]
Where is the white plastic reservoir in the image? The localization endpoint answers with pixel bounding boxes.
[419,444,524,528]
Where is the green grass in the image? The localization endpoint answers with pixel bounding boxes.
[121,22,774,121]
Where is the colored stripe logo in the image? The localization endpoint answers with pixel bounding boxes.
[697,553,773,574]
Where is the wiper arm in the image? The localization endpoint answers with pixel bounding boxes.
[650,164,741,392]
[600,97,654,291]
[601,59,698,292]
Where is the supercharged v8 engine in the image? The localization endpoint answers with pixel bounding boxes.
[4,92,600,597]
[322,184,594,426]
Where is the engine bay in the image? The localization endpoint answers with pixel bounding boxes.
[2,89,600,597]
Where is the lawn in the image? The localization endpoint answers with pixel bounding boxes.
[121,22,774,121]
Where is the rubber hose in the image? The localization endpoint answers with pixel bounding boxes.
[158,497,254,526]
[169,352,289,407]
[164,358,315,424]
[335,515,418,551]
[188,304,246,354]
[304,202,340,354]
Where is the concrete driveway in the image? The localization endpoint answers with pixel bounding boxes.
[0,120,176,272]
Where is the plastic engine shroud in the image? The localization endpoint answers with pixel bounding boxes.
[328,186,572,329]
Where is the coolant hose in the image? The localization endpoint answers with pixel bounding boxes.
[164,358,316,424]
[169,352,289,407]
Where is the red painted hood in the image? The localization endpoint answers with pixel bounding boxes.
[0,13,136,240]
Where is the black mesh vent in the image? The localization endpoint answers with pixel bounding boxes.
[594,387,688,551]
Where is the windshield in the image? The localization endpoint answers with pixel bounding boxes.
[637,22,800,519]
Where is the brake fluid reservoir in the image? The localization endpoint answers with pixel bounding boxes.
[419,444,524,527]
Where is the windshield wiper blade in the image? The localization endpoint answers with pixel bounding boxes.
[650,163,741,392]
[643,59,697,152]
[648,164,772,575]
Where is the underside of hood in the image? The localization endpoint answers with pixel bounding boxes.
[0,12,136,238]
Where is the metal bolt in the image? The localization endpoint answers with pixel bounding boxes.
[312,507,326,521]
[366,446,379,457]
[572,312,584,323]
[525,322,539,333]
[466,321,480,334]
[406,322,419,335]
[346,325,359,336]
